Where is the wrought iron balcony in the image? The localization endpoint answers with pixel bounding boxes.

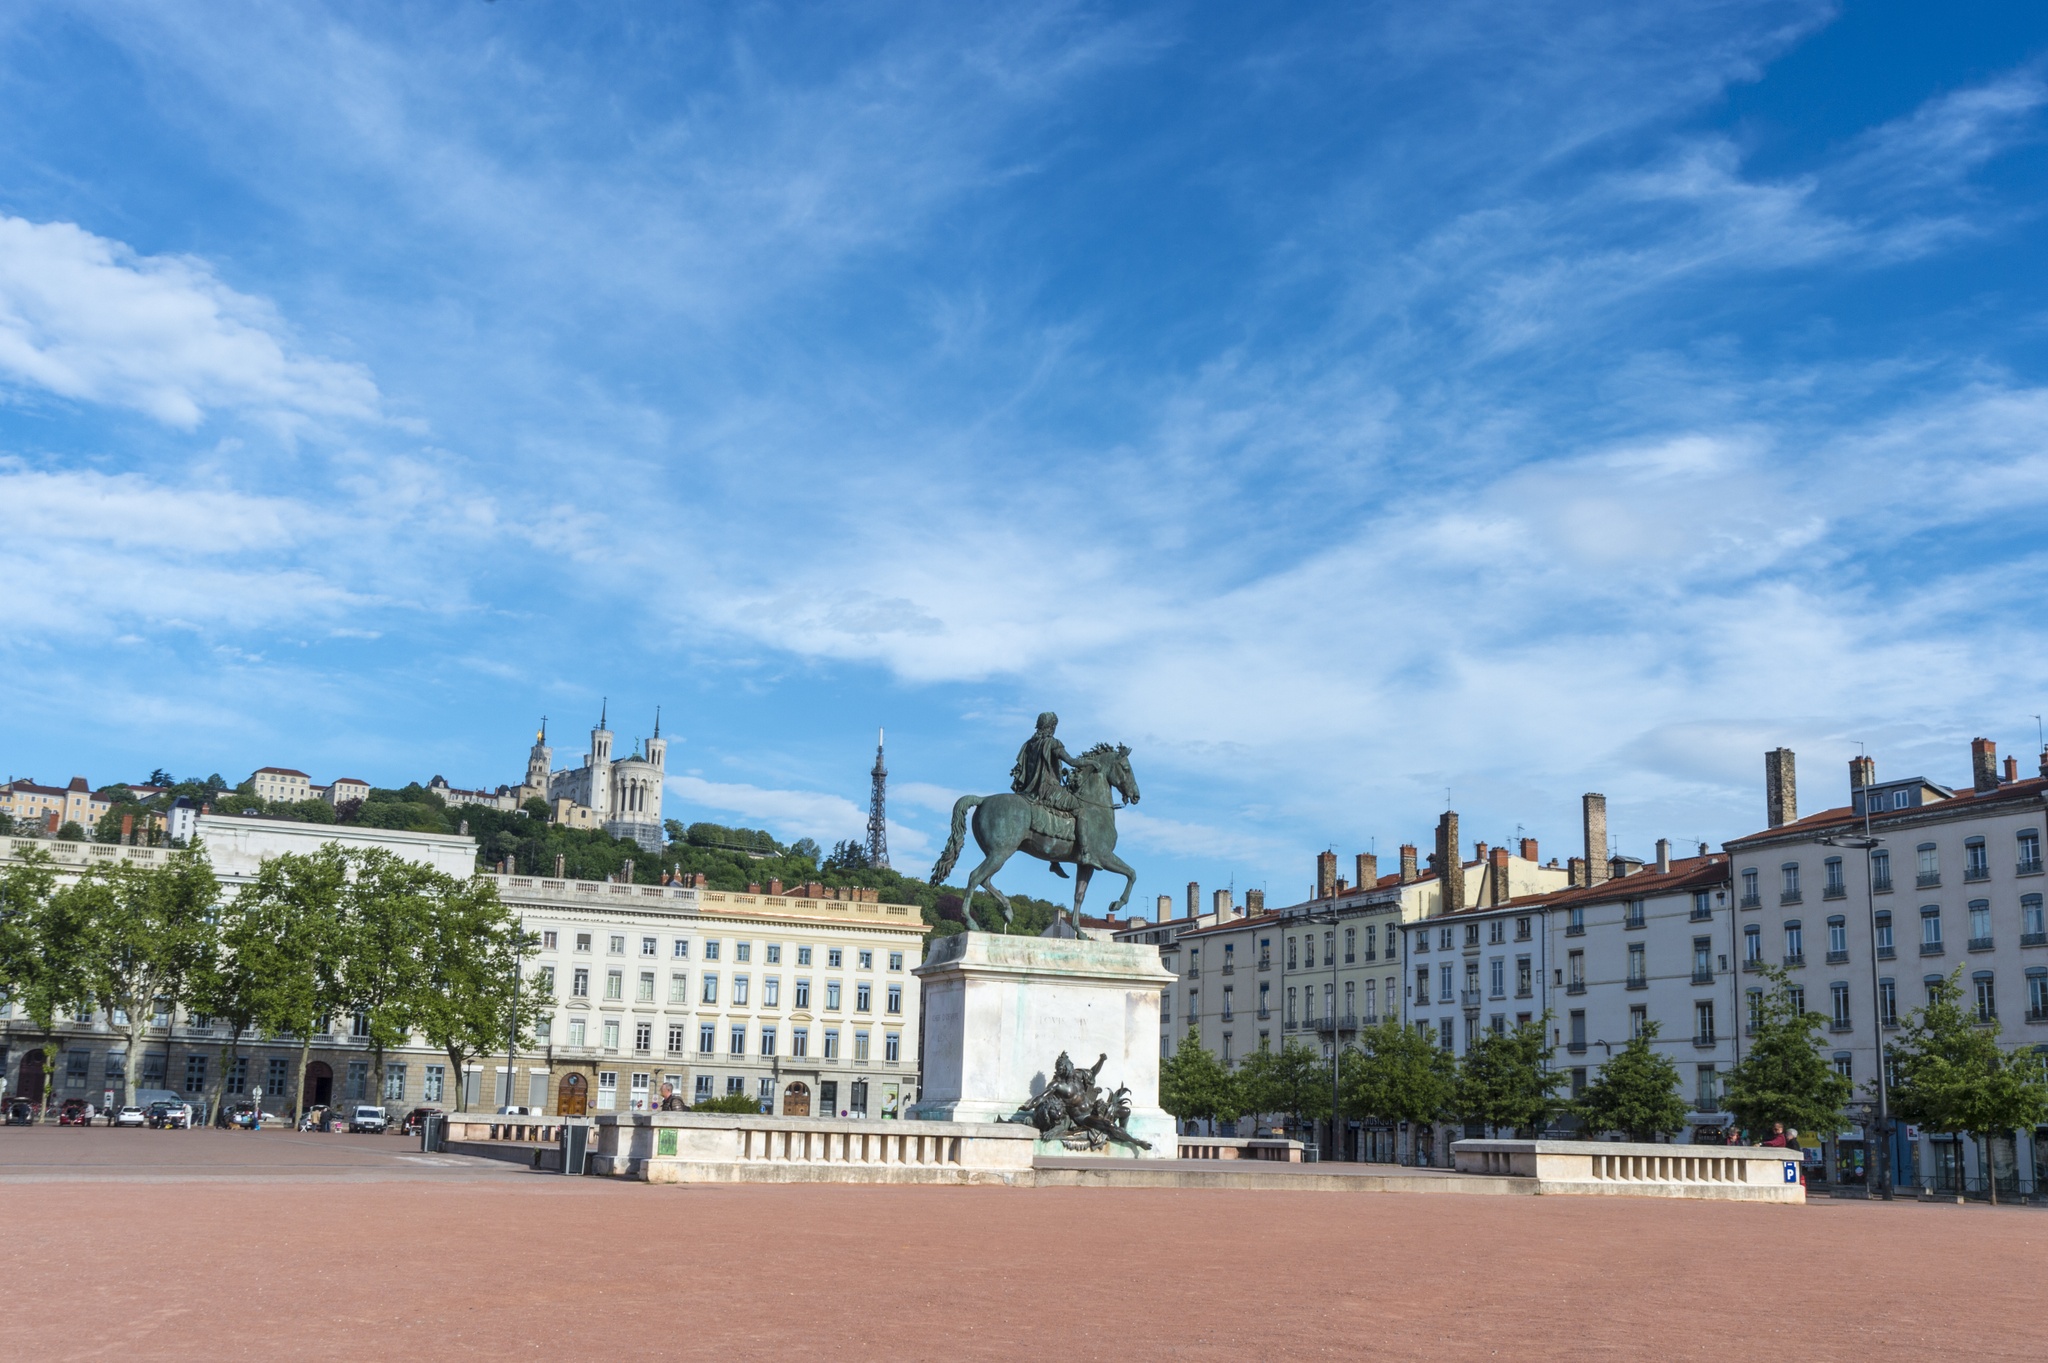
[1257,1007,1271,1020]
[1459,989,1483,1008]
[1872,875,1893,893]
[1920,941,1945,956]
[1739,894,1763,909]
[1965,865,1991,884]
[1917,872,1941,888]
[1626,977,1648,990]
[1691,970,1714,985]
[1310,1013,1360,1034]
[2020,859,2044,877]
[1742,958,1765,973]
[1826,950,1849,965]
[1782,953,1805,969]
[2023,932,2048,947]
[1829,1020,1854,1033]
[1969,937,1995,952]
[1780,891,1803,905]
[1565,981,1586,995]
[1823,886,1847,900]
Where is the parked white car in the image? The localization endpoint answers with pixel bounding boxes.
[112,1105,146,1128]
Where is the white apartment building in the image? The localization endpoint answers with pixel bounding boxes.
[247,767,313,804]
[1724,739,2048,1193]
[1401,842,1738,1164]
[501,875,929,1119]
[1,817,929,1122]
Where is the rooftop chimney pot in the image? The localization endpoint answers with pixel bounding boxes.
[1972,738,1999,794]
[1765,749,1797,828]
[1582,794,1610,885]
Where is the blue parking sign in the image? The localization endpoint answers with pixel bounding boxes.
[1783,1162,1799,1183]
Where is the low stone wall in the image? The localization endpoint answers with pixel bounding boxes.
[592,1112,1039,1185]
[1452,1140,1806,1202]
[1176,1137,1306,1162]
[443,1114,585,1144]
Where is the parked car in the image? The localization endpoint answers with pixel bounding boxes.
[5,1100,34,1126]
[399,1106,443,1136]
[112,1105,147,1128]
[347,1104,388,1134]
[57,1099,91,1126]
[298,1105,330,1131]
[146,1100,192,1129]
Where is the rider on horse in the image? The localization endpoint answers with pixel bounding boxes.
[1010,711,1089,872]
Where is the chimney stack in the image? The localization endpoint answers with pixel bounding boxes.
[1519,837,1538,863]
[1582,794,1610,885]
[1246,889,1265,913]
[1187,882,1200,918]
[1849,755,1875,792]
[1355,852,1378,889]
[1655,838,1671,874]
[1971,738,1998,793]
[1567,856,1586,887]
[1436,812,1464,913]
[1213,888,1236,923]
[1316,850,1338,900]
[1157,894,1173,921]
[1765,749,1797,828]
[1489,846,1509,905]
[1398,844,1418,884]
[2004,755,2019,784]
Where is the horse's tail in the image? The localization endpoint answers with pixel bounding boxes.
[930,795,982,884]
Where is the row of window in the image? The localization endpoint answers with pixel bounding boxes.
[1738,896,2048,966]
[542,1015,904,1062]
[546,968,903,1013]
[536,931,904,973]
[1740,832,2044,906]
[1171,976,1403,1025]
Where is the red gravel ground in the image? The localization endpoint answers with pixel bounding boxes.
[4,1129,2038,1361]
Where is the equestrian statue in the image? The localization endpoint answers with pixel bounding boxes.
[929,712,1140,933]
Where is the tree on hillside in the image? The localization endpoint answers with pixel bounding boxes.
[1575,1022,1688,1142]
[1159,1030,1241,1133]
[1722,965,1851,1144]
[1452,1017,1563,1136]
[1891,969,2048,1203]
[55,846,219,1107]
[1341,1018,1457,1153]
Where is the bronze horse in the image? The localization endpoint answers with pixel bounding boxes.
[930,743,1140,931]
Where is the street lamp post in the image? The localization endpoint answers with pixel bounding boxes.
[1823,829,1891,1200]
[251,1084,263,1131]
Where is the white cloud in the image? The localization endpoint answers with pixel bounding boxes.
[666,774,930,856]
[0,215,378,429]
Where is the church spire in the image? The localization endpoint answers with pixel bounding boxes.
[599,696,608,730]
[653,705,661,739]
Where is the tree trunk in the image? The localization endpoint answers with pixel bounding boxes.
[210,1028,239,1127]
[1984,1132,1998,1205]
[120,1008,150,1107]
[371,1040,386,1112]
[293,1033,313,1124]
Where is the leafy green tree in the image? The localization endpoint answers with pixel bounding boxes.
[1722,965,1851,1144]
[1891,969,2048,1204]
[54,846,220,1106]
[1341,1018,1457,1152]
[414,876,547,1112]
[0,848,86,1109]
[337,849,440,1105]
[1159,1030,1241,1132]
[227,847,353,1119]
[1453,1016,1563,1135]
[193,887,270,1124]
[56,820,86,842]
[1237,1039,1331,1137]
[1576,1022,1688,1141]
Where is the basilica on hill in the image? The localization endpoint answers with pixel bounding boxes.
[424,703,667,852]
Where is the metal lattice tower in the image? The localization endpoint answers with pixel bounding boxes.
[865,727,890,870]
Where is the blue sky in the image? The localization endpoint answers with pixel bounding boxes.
[4,1,2047,914]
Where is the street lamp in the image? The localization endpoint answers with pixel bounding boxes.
[1821,830,1891,1200]
[251,1084,263,1131]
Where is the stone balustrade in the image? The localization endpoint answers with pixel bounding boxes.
[1176,1136,1306,1162]
[591,1111,1038,1185]
[1452,1139,1805,1201]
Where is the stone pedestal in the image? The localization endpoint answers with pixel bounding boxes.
[910,932,1175,1157]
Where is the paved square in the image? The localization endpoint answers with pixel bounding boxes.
[3,1127,2038,1360]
